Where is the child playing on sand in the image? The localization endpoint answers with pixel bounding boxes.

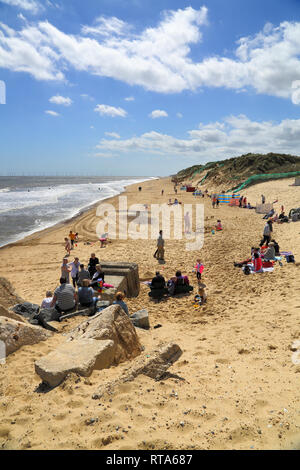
[69,231,76,249]
[64,237,71,256]
[197,281,207,304]
[194,259,204,280]
[216,220,223,231]
[41,291,53,309]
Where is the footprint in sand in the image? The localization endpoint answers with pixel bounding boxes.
[215,358,231,364]
[66,400,84,409]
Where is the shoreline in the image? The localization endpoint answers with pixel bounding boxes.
[0,176,158,251]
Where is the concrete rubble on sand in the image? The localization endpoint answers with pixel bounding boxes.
[0,304,27,323]
[35,305,142,387]
[95,262,140,303]
[130,309,150,330]
[0,316,52,355]
[35,339,115,387]
[92,342,183,399]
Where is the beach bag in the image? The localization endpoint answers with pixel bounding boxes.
[244,265,251,275]
[96,280,104,292]
[286,255,295,263]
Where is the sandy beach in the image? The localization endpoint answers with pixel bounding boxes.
[0,176,299,450]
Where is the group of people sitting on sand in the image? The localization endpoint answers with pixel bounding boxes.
[149,270,193,298]
[60,253,113,288]
[41,275,129,317]
[263,206,289,224]
[149,262,207,304]
[234,239,281,273]
[168,198,181,205]
[237,196,255,209]
[40,251,130,316]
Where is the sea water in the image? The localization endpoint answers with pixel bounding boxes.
[0,176,152,247]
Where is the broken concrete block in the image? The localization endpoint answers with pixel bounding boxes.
[35,338,115,387]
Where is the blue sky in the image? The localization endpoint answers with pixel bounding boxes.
[1,0,300,176]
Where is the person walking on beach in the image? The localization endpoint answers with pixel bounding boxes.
[69,257,80,287]
[260,221,271,246]
[261,194,266,204]
[69,231,76,249]
[184,211,191,234]
[161,189,164,196]
[156,230,165,261]
[64,237,71,256]
[61,257,72,283]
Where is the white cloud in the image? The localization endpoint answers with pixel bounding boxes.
[1,0,42,14]
[105,132,121,139]
[81,16,130,37]
[149,109,168,119]
[95,114,300,159]
[1,8,300,101]
[94,104,127,118]
[45,110,60,116]
[49,95,72,106]
[125,96,135,101]
[176,112,183,118]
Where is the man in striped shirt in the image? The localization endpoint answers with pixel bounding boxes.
[51,278,77,313]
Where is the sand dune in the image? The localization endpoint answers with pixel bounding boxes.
[0,177,299,450]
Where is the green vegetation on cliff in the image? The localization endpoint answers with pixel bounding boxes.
[172,153,300,191]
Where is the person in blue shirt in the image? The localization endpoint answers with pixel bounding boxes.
[113,292,129,316]
[78,279,99,308]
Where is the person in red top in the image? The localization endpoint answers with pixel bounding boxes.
[253,252,263,273]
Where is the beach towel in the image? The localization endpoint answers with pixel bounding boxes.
[262,260,274,268]
[243,264,274,274]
